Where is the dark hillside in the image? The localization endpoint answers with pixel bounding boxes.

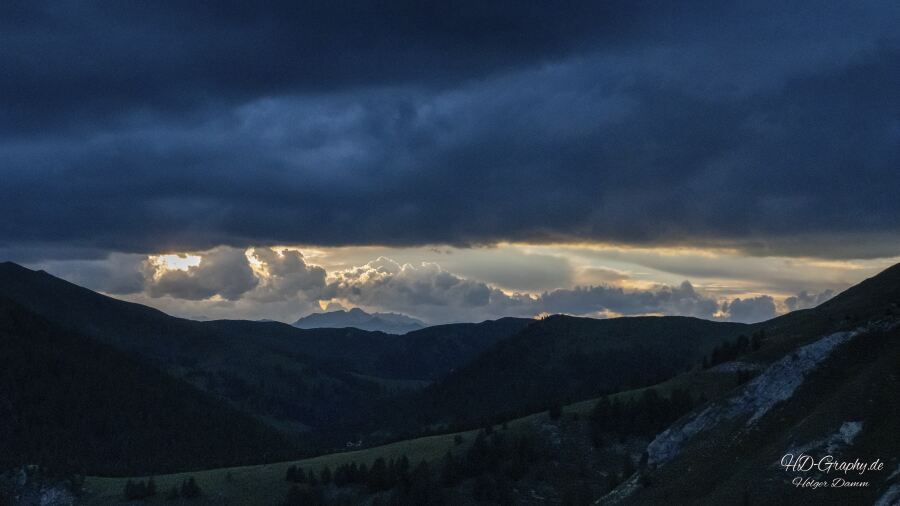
[0,263,524,440]
[375,315,747,432]
[0,298,297,476]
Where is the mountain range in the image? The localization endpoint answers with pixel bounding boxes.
[1,261,899,505]
[292,308,425,334]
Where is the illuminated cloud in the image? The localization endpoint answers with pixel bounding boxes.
[270,255,737,323]
[26,244,893,324]
[246,248,328,302]
[148,254,202,273]
[326,257,514,322]
[144,247,258,301]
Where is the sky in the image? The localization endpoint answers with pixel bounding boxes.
[3,1,900,324]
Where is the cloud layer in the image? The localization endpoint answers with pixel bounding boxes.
[1,2,899,261]
[63,247,839,325]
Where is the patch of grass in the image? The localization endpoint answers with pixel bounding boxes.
[82,367,743,505]
[85,425,500,505]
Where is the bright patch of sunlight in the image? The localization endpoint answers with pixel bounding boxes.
[148,254,201,272]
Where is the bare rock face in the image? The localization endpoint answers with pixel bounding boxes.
[646,328,861,466]
[646,319,899,469]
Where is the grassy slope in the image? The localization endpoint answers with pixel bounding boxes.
[85,431,474,505]
[82,365,743,505]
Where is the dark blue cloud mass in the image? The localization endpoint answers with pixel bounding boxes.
[1,1,899,260]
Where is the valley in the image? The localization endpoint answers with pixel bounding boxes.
[2,262,900,505]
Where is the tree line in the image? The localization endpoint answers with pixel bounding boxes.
[701,330,766,369]
[282,429,549,505]
[589,388,697,444]
[122,476,201,501]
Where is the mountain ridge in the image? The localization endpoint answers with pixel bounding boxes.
[292,307,425,334]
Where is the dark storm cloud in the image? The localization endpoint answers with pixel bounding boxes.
[0,0,639,132]
[2,1,900,259]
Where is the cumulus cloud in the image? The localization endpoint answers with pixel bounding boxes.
[137,246,330,306]
[36,247,848,325]
[327,257,510,320]
[536,281,719,319]
[247,248,328,302]
[144,247,258,301]
[325,257,722,323]
[721,295,777,323]
[784,289,835,311]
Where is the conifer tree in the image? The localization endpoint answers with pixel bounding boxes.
[440,451,459,487]
[123,480,135,499]
[180,477,201,499]
[368,457,388,492]
[320,466,332,485]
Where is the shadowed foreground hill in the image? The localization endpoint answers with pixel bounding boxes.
[0,298,297,476]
